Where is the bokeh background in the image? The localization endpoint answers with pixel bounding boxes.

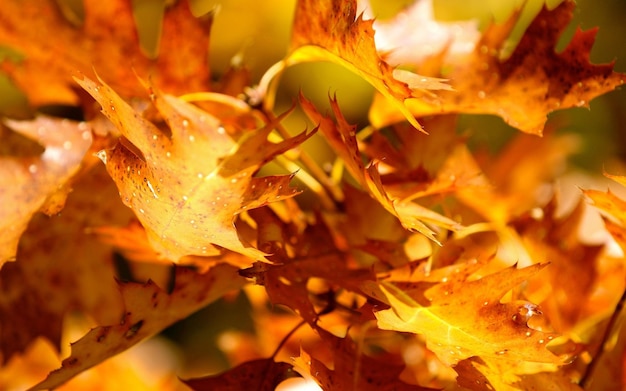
[1,0,625,384]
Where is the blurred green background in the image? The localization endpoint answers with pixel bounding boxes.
[1,0,625,376]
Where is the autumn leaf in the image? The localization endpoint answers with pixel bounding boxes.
[300,93,461,243]
[0,0,212,106]
[455,356,584,391]
[293,326,437,390]
[183,358,298,391]
[375,262,564,368]
[583,173,626,253]
[258,0,450,131]
[30,263,246,390]
[76,75,314,262]
[0,116,92,267]
[369,0,626,134]
[0,164,130,364]
[512,199,604,333]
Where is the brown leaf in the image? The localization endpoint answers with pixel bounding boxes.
[77,75,313,262]
[0,116,92,267]
[30,263,246,390]
[0,0,212,106]
[300,93,460,243]
[293,326,437,391]
[183,358,298,391]
[370,0,626,135]
[0,164,130,364]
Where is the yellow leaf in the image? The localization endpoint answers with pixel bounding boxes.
[375,263,564,367]
[77,75,313,262]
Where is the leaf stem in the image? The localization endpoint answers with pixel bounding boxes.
[270,319,307,360]
[580,287,626,388]
[262,109,343,210]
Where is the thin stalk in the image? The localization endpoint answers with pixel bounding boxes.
[580,287,626,388]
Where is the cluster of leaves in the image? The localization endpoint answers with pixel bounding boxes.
[0,0,625,389]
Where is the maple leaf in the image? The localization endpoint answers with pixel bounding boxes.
[183,358,298,391]
[0,0,211,106]
[300,93,460,243]
[30,263,246,390]
[258,0,450,131]
[369,0,626,135]
[0,116,92,267]
[76,75,314,262]
[374,262,564,368]
[0,165,130,364]
[293,326,437,390]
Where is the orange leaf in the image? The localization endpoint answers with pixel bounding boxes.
[0,165,129,364]
[183,358,297,391]
[370,0,626,135]
[277,0,450,131]
[0,116,92,266]
[77,75,313,262]
[300,93,460,243]
[30,263,246,390]
[375,263,564,367]
[0,0,212,106]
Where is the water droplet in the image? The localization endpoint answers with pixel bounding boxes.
[513,302,542,325]
[28,164,38,174]
[197,173,203,179]
[230,178,238,183]
[217,126,226,135]
[63,141,72,150]
[152,134,158,140]
[530,207,544,220]
[139,208,145,214]
[110,106,116,111]
[483,301,489,306]
[525,331,532,337]
[538,339,544,344]
[81,130,91,140]
[182,195,188,201]
[95,150,107,164]
[189,135,196,142]
[477,90,486,99]
[442,277,448,283]
[182,119,189,127]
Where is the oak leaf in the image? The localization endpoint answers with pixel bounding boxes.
[77,75,314,262]
[375,262,563,367]
[300,93,460,243]
[292,326,437,390]
[183,358,298,391]
[0,165,129,364]
[0,0,211,106]
[369,0,626,135]
[264,0,450,131]
[583,173,626,253]
[455,356,583,391]
[30,263,246,390]
[0,116,92,267]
